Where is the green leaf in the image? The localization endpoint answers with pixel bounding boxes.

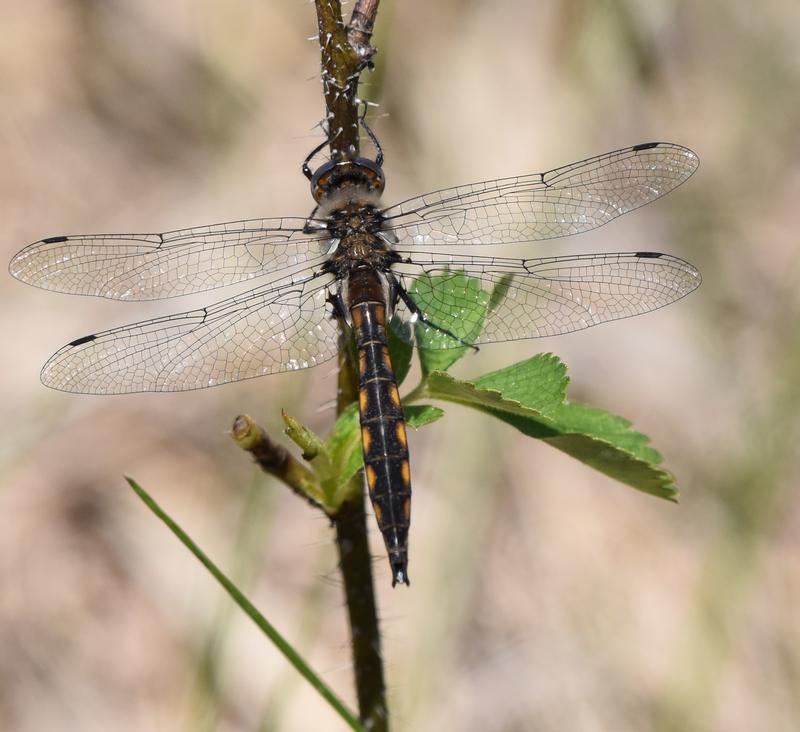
[405,404,445,429]
[473,352,569,414]
[326,404,363,505]
[387,315,413,386]
[424,355,676,500]
[409,272,490,375]
[125,476,364,732]
[487,273,515,315]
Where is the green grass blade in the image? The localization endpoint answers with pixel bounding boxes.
[125,476,365,732]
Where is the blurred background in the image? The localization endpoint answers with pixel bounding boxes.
[2,1,799,730]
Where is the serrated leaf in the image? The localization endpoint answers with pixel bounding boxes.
[487,409,674,499]
[424,357,676,500]
[405,404,445,429]
[425,370,560,434]
[473,352,568,414]
[548,402,663,465]
[409,272,489,375]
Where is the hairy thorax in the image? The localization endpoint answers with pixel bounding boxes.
[321,184,398,278]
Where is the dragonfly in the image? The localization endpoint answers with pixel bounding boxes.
[10,140,700,586]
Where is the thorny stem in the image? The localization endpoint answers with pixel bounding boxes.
[235,2,387,726]
[314,0,380,161]
[313,2,389,730]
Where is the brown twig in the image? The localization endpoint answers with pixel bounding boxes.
[231,415,324,510]
[347,0,380,63]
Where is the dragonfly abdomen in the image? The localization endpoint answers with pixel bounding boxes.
[348,268,411,587]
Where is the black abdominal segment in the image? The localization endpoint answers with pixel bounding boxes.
[348,269,411,586]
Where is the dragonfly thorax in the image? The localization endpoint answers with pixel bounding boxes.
[323,229,399,281]
[324,199,385,240]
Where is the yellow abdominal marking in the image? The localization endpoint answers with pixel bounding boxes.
[362,426,372,454]
[395,421,407,449]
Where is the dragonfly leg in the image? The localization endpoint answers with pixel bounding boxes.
[303,205,323,233]
[302,120,334,180]
[389,274,479,352]
[326,287,349,324]
[358,100,383,168]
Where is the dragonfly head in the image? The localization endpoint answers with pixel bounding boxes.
[310,157,385,204]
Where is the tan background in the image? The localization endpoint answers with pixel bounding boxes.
[2,1,799,730]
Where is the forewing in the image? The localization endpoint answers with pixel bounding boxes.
[42,271,338,393]
[383,143,698,246]
[10,218,332,300]
[390,251,701,349]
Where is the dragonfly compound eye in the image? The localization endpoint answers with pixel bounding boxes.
[311,157,385,203]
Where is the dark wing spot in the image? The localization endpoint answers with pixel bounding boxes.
[68,334,97,347]
[42,236,68,244]
[632,142,660,151]
[635,251,663,258]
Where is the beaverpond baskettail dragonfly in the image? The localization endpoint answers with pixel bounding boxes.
[10,139,700,586]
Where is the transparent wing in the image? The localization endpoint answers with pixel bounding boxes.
[42,270,338,394]
[389,250,701,349]
[10,217,332,300]
[382,143,698,246]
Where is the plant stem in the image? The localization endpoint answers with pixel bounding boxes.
[333,327,389,729]
[334,488,389,730]
[401,379,430,406]
[314,2,387,726]
[315,0,369,161]
[348,0,380,61]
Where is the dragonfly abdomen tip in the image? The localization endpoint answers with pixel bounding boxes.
[391,566,410,587]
